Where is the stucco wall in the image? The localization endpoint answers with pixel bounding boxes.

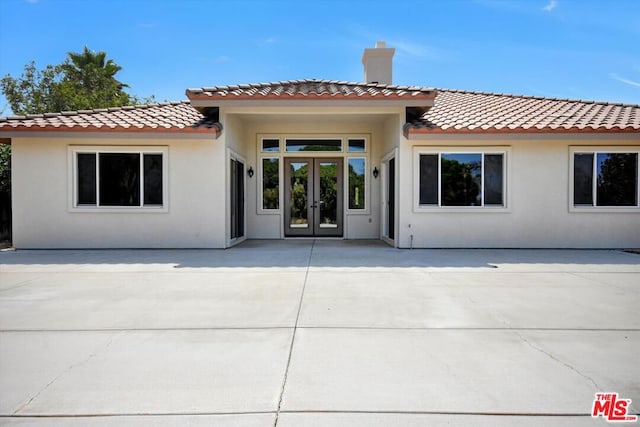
[397,135,640,248]
[12,135,226,248]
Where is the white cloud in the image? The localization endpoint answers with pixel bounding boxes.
[543,0,558,12]
[609,73,640,88]
[258,37,276,47]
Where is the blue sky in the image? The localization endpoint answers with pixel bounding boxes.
[1,0,639,115]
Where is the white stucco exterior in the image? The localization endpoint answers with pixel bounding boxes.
[6,117,640,249]
[397,133,640,248]
[11,134,226,248]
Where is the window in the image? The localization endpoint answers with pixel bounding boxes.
[262,139,280,152]
[285,139,342,152]
[348,139,366,152]
[573,151,639,207]
[73,148,167,210]
[418,151,505,207]
[262,158,279,210]
[348,158,366,209]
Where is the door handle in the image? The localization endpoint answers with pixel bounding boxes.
[310,201,318,209]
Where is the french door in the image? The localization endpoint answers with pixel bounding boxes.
[284,157,343,237]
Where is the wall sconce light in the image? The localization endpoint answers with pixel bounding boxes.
[372,167,379,179]
[247,167,254,178]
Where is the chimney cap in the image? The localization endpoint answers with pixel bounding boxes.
[375,41,386,48]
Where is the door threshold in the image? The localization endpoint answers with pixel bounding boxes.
[284,237,344,240]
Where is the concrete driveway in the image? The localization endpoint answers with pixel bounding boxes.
[0,240,638,426]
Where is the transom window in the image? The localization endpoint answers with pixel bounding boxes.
[285,139,342,152]
[72,148,167,210]
[348,139,366,152]
[573,150,639,207]
[417,151,506,208]
[261,139,280,152]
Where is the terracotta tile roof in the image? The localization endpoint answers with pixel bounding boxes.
[0,101,221,135]
[187,79,436,101]
[406,88,640,134]
[0,81,638,135]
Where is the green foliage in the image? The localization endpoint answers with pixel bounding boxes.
[318,163,337,223]
[597,153,638,206]
[441,158,481,206]
[0,61,65,115]
[1,46,153,115]
[0,145,9,194]
[56,46,131,111]
[290,163,308,222]
[262,158,279,209]
[348,161,365,209]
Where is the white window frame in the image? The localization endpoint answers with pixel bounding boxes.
[260,137,281,153]
[413,146,510,212]
[345,156,369,214]
[68,146,169,213]
[569,146,640,213]
[258,156,282,213]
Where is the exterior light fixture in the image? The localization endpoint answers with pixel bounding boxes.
[247,167,254,178]
[372,167,379,178]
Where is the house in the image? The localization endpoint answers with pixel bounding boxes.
[0,42,639,249]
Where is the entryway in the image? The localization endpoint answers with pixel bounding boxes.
[284,157,343,237]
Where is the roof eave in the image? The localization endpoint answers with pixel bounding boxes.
[189,98,436,110]
[0,123,223,138]
[404,124,640,138]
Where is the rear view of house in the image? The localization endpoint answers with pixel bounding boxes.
[0,42,639,248]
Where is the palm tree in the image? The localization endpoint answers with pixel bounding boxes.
[59,46,131,109]
[65,46,128,90]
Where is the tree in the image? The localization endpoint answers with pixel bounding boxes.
[597,153,638,206]
[1,46,152,115]
[441,158,482,206]
[56,46,133,111]
[0,61,65,115]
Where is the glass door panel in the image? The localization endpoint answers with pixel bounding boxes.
[289,161,310,229]
[318,162,338,228]
[284,158,313,236]
[314,160,343,236]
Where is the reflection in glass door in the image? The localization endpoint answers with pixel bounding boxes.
[284,158,343,237]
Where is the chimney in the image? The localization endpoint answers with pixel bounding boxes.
[362,41,395,85]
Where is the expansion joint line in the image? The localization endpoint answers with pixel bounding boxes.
[274,239,315,427]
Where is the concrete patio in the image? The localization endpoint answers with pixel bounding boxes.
[0,240,639,426]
